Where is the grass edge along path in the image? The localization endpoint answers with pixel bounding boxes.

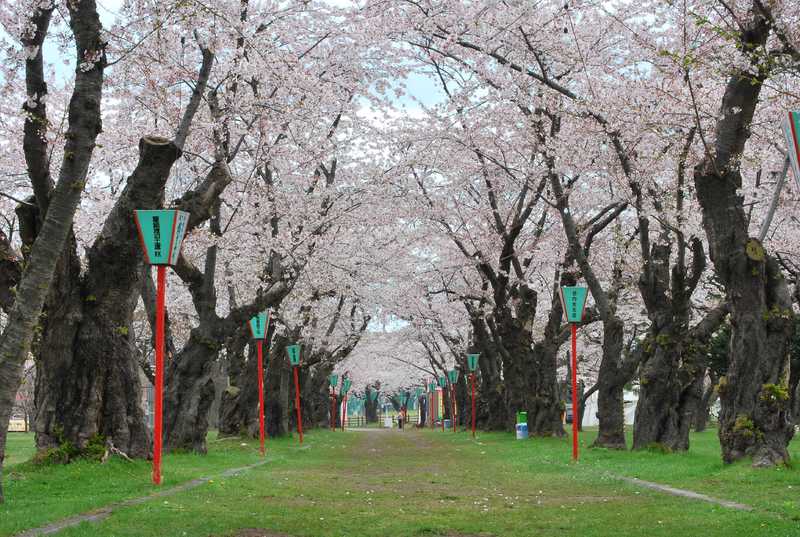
[13,460,270,537]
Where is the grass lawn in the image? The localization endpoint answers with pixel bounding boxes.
[5,433,36,467]
[2,426,799,536]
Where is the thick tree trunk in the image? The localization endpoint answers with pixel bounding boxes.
[303,365,332,428]
[265,335,292,438]
[218,333,259,438]
[365,388,379,422]
[163,329,219,453]
[592,317,627,449]
[0,0,105,503]
[633,335,698,451]
[34,138,179,458]
[693,372,718,432]
[468,313,506,430]
[692,11,794,466]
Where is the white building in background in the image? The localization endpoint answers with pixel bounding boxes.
[580,390,638,427]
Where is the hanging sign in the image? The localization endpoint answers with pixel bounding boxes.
[447,369,458,384]
[248,311,269,339]
[287,344,301,366]
[134,209,190,266]
[559,286,589,323]
[467,354,479,372]
[781,111,800,187]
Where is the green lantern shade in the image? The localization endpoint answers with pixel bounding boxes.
[428,382,436,392]
[415,387,423,398]
[438,376,446,388]
[343,378,352,393]
[248,311,269,340]
[286,344,301,366]
[134,209,190,266]
[370,391,378,401]
[329,374,338,388]
[559,286,589,323]
[447,369,458,384]
[467,353,480,372]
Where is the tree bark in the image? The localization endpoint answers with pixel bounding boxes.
[0,231,22,314]
[692,9,794,466]
[0,0,105,503]
[632,233,726,451]
[34,137,179,457]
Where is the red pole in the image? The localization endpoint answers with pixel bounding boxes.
[440,389,444,432]
[471,373,476,438]
[153,265,166,485]
[257,340,265,456]
[571,323,579,461]
[451,385,457,432]
[331,390,337,431]
[293,366,303,444]
[342,394,347,431]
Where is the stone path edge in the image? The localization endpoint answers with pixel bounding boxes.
[609,473,753,511]
[14,460,270,537]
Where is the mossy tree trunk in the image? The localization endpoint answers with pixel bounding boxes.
[0,0,105,504]
[692,8,795,466]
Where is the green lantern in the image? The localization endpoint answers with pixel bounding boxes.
[287,344,301,366]
[370,391,378,401]
[447,369,458,384]
[248,311,269,339]
[438,376,446,388]
[428,382,436,392]
[467,353,480,372]
[134,209,190,266]
[328,374,338,388]
[343,378,352,393]
[559,286,589,323]
[415,387,423,398]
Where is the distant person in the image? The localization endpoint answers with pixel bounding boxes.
[397,412,403,429]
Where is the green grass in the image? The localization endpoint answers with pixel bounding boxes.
[3,427,800,536]
[5,433,35,467]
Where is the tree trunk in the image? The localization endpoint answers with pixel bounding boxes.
[365,388,379,422]
[163,328,219,453]
[692,11,794,466]
[33,137,179,458]
[265,334,292,438]
[592,317,627,449]
[0,0,105,503]
[303,365,332,428]
[633,334,698,451]
[218,332,259,438]
[693,372,718,432]
[468,312,506,430]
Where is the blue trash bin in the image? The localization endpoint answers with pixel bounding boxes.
[515,422,529,440]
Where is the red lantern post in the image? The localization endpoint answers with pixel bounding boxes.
[467,354,479,438]
[134,209,189,485]
[559,286,589,462]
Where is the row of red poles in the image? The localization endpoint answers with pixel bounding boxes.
[134,209,309,485]
[134,209,590,486]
